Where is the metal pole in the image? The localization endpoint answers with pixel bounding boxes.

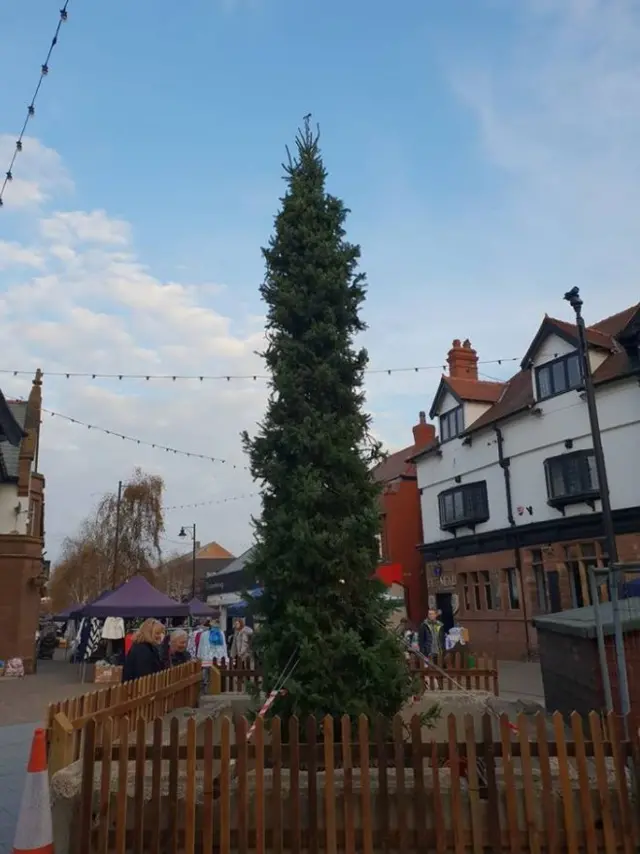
[191,523,197,600]
[564,288,630,725]
[111,480,123,589]
[588,565,614,712]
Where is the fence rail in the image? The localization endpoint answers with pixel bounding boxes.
[410,652,499,694]
[211,652,499,695]
[75,708,640,853]
[46,660,201,776]
[212,657,262,693]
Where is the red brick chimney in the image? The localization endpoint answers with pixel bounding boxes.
[412,411,435,448]
[447,339,478,380]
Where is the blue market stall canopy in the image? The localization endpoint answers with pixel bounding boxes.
[227,588,263,617]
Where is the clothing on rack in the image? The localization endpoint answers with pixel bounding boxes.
[187,630,200,660]
[73,617,102,662]
[124,633,136,656]
[101,617,125,640]
[197,627,227,665]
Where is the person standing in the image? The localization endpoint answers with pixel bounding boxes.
[165,628,192,668]
[230,618,253,665]
[418,608,445,661]
[122,619,166,682]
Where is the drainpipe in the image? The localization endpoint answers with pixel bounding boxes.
[495,426,531,659]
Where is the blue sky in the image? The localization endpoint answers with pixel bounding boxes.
[1,0,639,559]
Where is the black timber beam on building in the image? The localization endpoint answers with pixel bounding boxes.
[419,506,640,561]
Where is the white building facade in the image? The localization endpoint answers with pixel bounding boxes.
[413,305,640,660]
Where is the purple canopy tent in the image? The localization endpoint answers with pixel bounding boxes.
[54,585,115,621]
[54,603,82,621]
[81,575,188,618]
[186,597,216,618]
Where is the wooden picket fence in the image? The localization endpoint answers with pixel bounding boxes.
[74,708,640,853]
[212,652,498,695]
[46,660,201,775]
[213,657,263,693]
[409,652,499,694]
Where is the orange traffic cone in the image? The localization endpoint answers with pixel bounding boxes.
[12,728,54,854]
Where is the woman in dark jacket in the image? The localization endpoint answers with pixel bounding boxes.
[122,618,166,682]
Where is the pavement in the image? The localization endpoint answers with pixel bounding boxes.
[498,660,545,705]
[0,655,88,853]
[0,657,545,853]
[0,723,35,854]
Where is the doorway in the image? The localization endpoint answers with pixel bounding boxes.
[436,592,455,633]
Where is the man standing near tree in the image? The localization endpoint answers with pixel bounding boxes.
[419,609,445,661]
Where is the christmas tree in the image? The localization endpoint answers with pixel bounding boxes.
[242,120,412,721]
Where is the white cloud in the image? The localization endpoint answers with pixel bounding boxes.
[441,0,640,322]
[0,240,44,270]
[0,135,72,210]
[40,210,131,246]
[0,152,268,559]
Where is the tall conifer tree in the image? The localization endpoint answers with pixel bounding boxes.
[242,121,411,720]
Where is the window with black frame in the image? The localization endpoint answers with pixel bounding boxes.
[439,405,464,442]
[438,481,489,530]
[544,450,599,507]
[535,351,582,400]
[530,549,548,613]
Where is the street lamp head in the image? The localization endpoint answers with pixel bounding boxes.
[178,526,187,539]
[563,286,583,315]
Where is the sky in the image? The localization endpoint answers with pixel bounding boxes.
[1,0,639,563]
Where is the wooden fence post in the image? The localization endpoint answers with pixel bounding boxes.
[49,711,75,777]
[192,661,201,707]
[209,666,221,695]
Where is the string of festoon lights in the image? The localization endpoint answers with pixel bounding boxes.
[0,356,520,382]
[39,406,249,469]
[19,371,589,471]
[163,492,258,511]
[0,3,71,209]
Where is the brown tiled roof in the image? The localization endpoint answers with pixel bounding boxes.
[592,304,639,335]
[464,371,534,434]
[546,316,614,350]
[372,445,416,483]
[429,375,505,419]
[196,541,234,559]
[446,377,505,404]
[466,302,640,436]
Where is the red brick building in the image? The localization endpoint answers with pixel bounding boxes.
[0,371,47,673]
[373,413,435,625]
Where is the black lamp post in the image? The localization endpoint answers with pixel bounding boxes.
[179,523,197,600]
[563,287,630,722]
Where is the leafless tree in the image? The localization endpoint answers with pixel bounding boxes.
[47,468,166,610]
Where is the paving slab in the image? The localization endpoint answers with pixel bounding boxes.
[0,723,35,854]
